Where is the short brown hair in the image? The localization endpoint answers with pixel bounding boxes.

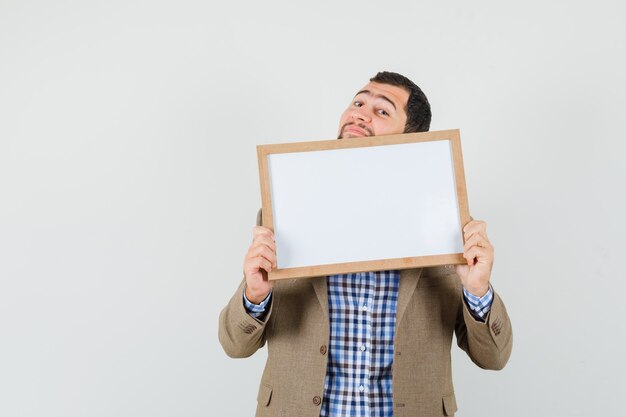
[370,71,431,132]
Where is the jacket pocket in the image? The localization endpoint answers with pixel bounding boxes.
[442,394,457,416]
[257,384,273,407]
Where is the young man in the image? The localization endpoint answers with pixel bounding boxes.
[219,71,512,417]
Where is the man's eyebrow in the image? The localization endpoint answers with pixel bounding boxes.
[354,89,397,110]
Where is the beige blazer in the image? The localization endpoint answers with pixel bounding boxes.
[219,215,512,417]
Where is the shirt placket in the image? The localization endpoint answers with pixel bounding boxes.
[355,272,374,415]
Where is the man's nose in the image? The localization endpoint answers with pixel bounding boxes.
[351,107,372,123]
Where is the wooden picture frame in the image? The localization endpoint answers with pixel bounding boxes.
[257,129,470,280]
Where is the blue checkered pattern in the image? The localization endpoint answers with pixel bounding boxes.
[320,271,399,417]
[462,286,493,319]
[243,289,272,320]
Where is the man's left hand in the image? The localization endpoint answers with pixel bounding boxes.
[455,220,494,297]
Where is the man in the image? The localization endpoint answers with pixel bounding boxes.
[219,71,512,417]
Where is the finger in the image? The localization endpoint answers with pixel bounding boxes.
[464,228,489,245]
[463,220,487,240]
[252,226,275,241]
[463,220,486,238]
[247,245,277,267]
[464,246,492,266]
[463,230,489,247]
[247,256,273,275]
[247,244,277,267]
[463,233,492,253]
[251,235,276,252]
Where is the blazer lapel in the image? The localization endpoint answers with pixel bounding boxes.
[397,268,422,326]
[311,276,329,321]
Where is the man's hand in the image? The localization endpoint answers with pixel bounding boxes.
[243,226,276,304]
[455,220,494,297]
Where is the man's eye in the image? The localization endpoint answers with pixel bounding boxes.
[353,101,362,107]
[377,109,389,116]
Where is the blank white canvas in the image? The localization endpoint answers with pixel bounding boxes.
[267,140,464,269]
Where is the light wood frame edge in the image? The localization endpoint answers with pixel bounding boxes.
[256,129,470,280]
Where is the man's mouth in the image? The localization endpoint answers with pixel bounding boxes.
[341,123,373,137]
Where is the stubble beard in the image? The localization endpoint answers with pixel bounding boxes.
[337,122,374,139]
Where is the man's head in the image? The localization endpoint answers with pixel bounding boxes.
[337,71,431,139]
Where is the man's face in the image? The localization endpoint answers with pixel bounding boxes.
[337,81,409,139]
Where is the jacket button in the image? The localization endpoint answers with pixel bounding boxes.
[313,396,321,405]
[320,345,327,355]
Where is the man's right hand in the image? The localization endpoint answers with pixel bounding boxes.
[243,226,277,304]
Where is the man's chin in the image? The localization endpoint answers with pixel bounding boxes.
[339,131,370,139]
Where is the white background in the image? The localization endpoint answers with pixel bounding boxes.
[1,1,624,416]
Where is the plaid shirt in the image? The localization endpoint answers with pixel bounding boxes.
[320,271,399,417]
[244,271,493,417]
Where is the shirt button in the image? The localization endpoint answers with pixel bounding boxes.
[320,345,327,355]
[359,385,365,392]
[313,396,321,405]
[362,305,368,311]
[360,345,366,352]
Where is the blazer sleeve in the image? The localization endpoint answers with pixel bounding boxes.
[455,288,513,370]
[218,208,272,358]
[218,277,274,358]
